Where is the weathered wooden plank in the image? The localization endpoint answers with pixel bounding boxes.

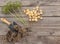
[0,0,60,6]
[22,6,60,17]
[0,0,60,44]
[0,35,60,44]
[0,6,60,17]
[0,34,60,44]
[0,17,60,36]
[29,17,60,36]
[36,36,60,44]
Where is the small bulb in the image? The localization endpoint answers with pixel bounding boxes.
[32,19,35,21]
[37,16,40,18]
[40,17,43,19]
[34,14,38,16]
[40,10,43,14]
[26,9,30,11]
[35,18,38,21]
[34,11,37,14]
[29,19,32,21]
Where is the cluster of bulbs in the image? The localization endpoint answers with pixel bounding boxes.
[24,6,43,22]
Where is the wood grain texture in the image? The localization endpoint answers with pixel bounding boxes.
[0,0,60,6]
[0,17,60,36]
[0,6,60,17]
[0,0,60,44]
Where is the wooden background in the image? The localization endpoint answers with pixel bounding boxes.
[0,0,60,44]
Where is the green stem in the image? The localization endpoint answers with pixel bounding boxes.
[12,9,27,25]
[9,10,26,25]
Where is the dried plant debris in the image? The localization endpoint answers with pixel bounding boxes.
[24,6,43,22]
[6,28,30,42]
[6,22,31,42]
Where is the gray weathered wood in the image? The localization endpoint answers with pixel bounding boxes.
[0,17,60,36]
[0,6,60,17]
[0,0,60,44]
[0,0,60,6]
